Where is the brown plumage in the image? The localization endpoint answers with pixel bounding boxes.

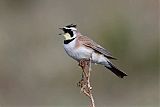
[77,34,117,60]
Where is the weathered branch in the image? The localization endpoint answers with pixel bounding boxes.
[78,59,95,107]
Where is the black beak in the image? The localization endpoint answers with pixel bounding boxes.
[59,27,64,35]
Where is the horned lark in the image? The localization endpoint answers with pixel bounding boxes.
[59,24,127,78]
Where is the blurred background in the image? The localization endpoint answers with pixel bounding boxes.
[0,0,159,107]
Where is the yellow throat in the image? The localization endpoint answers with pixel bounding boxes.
[63,33,72,40]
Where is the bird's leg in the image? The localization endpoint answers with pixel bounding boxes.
[78,59,89,89]
[77,59,87,87]
[79,59,89,77]
[78,59,91,92]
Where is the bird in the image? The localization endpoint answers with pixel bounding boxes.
[59,24,127,78]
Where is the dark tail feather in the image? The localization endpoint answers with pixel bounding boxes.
[105,62,127,78]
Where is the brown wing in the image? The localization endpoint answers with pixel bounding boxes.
[77,35,117,60]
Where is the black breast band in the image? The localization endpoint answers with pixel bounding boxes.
[64,38,76,44]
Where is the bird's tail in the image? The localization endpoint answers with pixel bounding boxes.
[105,61,127,78]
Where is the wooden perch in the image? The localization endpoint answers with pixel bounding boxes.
[78,59,95,107]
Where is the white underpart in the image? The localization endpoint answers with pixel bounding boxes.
[64,38,110,67]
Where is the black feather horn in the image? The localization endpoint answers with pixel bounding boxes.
[66,24,77,28]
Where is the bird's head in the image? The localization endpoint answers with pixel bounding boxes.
[59,24,78,40]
